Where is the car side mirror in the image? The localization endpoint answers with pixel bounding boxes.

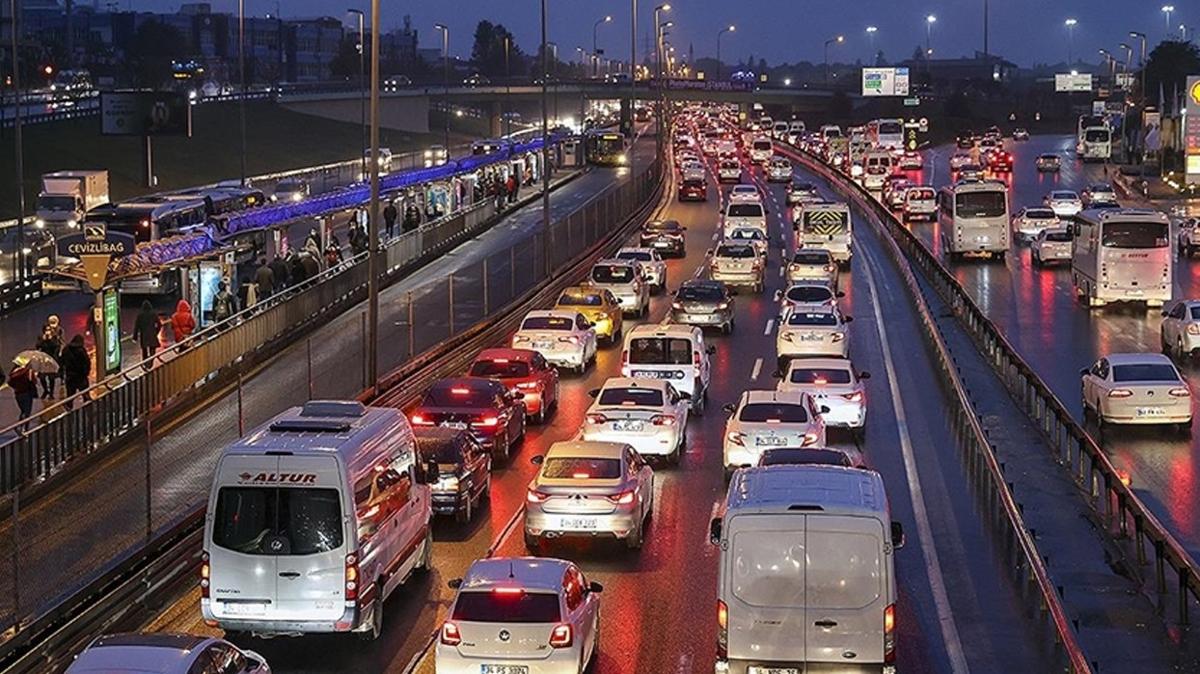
[820,405,831,414]
[588,581,604,594]
[709,517,723,545]
[891,521,906,549]
[588,388,600,398]
[773,289,783,301]
[417,458,439,486]
[531,455,545,465]
[448,578,463,589]
[858,371,871,380]
[722,403,736,413]
[678,391,692,400]
[772,369,784,379]
[836,291,846,298]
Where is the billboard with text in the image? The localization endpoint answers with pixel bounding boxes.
[1055,73,1093,92]
[862,68,910,97]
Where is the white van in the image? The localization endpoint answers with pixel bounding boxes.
[621,324,714,412]
[862,151,894,191]
[723,200,768,239]
[710,465,904,674]
[202,400,433,641]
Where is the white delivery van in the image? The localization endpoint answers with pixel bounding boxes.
[621,324,714,413]
[202,400,433,641]
[710,465,904,674]
[723,200,768,240]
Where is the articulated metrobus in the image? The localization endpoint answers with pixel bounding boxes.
[584,130,628,166]
[937,179,1010,260]
[1071,208,1171,308]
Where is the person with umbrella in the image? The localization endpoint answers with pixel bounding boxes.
[9,351,55,421]
[36,315,64,399]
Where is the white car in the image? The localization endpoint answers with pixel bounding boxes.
[1044,190,1083,217]
[775,304,852,366]
[1081,353,1192,430]
[709,242,765,292]
[581,378,689,463]
[1012,207,1060,240]
[787,181,821,205]
[588,259,650,317]
[898,150,924,170]
[765,158,792,182]
[66,634,271,674]
[777,280,842,311]
[777,357,870,435]
[437,557,601,674]
[524,441,655,550]
[903,185,937,222]
[949,151,973,171]
[717,159,742,183]
[786,248,838,286]
[722,390,827,479]
[727,184,761,203]
[1031,227,1073,265]
[511,310,599,373]
[1082,183,1119,207]
[615,247,666,292]
[1161,299,1200,360]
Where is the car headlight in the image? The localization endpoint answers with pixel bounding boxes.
[618,153,628,164]
[66,219,77,228]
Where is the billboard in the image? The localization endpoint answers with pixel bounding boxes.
[100,91,192,137]
[862,68,910,97]
[1055,73,1093,92]
[1186,76,1200,186]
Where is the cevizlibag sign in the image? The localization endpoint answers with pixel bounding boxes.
[1186,76,1200,187]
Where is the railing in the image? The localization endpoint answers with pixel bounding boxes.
[788,147,1093,673]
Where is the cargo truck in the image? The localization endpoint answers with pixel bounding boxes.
[35,170,109,235]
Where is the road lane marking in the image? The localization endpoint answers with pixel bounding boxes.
[751,357,763,380]
[860,243,970,674]
[764,318,775,335]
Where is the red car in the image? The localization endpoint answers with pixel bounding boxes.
[468,348,559,423]
[411,377,526,459]
[678,176,708,201]
[988,150,1013,172]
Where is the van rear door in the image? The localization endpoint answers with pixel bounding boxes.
[804,515,888,664]
[208,455,280,622]
[725,514,806,662]
[271,456,348,622]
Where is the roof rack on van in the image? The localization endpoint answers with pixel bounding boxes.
[268,419,353,433]
[299,401,366,418]
[787,504,826,511]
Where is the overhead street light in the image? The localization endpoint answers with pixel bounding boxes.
[654,4,671,78]
[592,15,612,78]
[1129,31,1147,67]
[658,20,675,77]
[925,14,937,54]
[433,23,449,150]
[1162,5,1175,37]
[1064,18,1077,66]
[347,8,366,179]
[717,25,735,81]
[824,35,844,85]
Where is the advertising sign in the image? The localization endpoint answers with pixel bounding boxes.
[1186,76,1200,186]
[100,91,192,137]
[103,288,121,374]
[862,67,910,96]
[1055,73,1093,92]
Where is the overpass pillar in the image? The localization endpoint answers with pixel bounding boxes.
[489,100,503,138]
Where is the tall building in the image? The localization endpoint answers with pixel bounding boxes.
[284,17,342,82]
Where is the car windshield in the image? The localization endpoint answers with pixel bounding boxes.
[469,359,531,378]
[678,285,725,301]
[789,368,853,384]
[1025,209,1056,219]
[591,264,635,284]
[628,337,693,364]
[1045,230,1073,242]
[787,312,838,327]
[1101,222,1168,249]
[956,191,1006,218]
[879,121,902,134]
[792,251,831,265]
[558,292,603,307]
[753,140,771,150]
[452,590,562,623]
[727,204,764,218]
[212,487,343,555]
[598,387,665,407]
[645,221,681,232]
[423,386,496,408]
[38,195,76,211]
[1111,363,1179,383]
[785,286,833,303]
[1050,192,1077,200]
[738,403,809,423]
[716,245,756,259]
[617,251,654,262]
[541,457,622,479]
[759,448,852,467]
[521,316,573,330]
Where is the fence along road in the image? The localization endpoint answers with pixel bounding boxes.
[0,133,657,648]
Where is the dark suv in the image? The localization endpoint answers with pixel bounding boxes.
[411,377,526,460]
[639,219,687,256]
[415,427,492,523]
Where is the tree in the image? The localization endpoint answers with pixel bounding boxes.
[125,20,188,88]
[1143,40,1200,108]
[471,20,524,78]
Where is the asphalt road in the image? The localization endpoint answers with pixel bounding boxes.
[141,135,1051,673]
[903,135,1200,561]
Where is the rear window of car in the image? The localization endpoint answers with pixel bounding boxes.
[1039,154,1057,160]
[738,403,809,423]
[786,312,838,327]
[591,264,635,284]
[521,316,573,330]
[542,457,622,479]
[1045,230,1072,242]
[558,292,603,307]
[645,221,681,232]
[727,203,764,218]
[1025,209,1056,219]
[753,140,771,150]
[1051,191,1077,200]
[789,368,853,385]
[452,590,562,623]
[417,435,464,464]
[908,189,934,200]
[424,385,496,407]
[212,487,343,555]
[598,387,664,407]
[628,337,693,364]
[678,285,724,301]
[785,286,833,304]
[1111,364,1180,383]
[617,251,653,262]
[469,359,531,378]
[759,448,852,467]
[716,245,756,259]
[792,251,830,265]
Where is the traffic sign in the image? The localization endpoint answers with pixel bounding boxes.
[904,97,920,106]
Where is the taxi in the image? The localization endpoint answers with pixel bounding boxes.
[555,285,624,344]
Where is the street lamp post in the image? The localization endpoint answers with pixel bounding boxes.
[593,15,611,78]
[717,25,734,81]
[865,26,877,63]
[238,0,246,187]
[925,14,937,54]
[366,0,381,391]
[10,0,26,278]
[1129,32,1147,68]
[653,4,671,77]
[823,35,844,84]
[1162,5,1174,37]
[347,8,366,179]
[628,0,637,171]
[540,0,552,277]
[658,21,674,78]
[1119,43,1132,87]
[1064,18,1077,66]
[434,23,449,150]
[1098,49,1115,87]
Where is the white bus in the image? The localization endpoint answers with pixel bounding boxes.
[867,118,904,153]
[1071,208,1171,308]
[1078,126,1112,162]
[937,180,1010,260]
[797,202,853,265]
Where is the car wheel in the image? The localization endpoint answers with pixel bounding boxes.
[625,513,645,550]
[669,433,683,466]
[722,320,733,335]
[532,405,545,425]
[1179,338,1187,361]
[357,594,383,641]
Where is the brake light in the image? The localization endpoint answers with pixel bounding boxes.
[694,351,702,367]
[493,587,525,595]
[471,415,500,428]
[345,553,360,601]
[411,413,433,426]
[607,490,636,504]
[651,414,676,426]
[440,621,462,646]
[843,391,864,402]
[586,413,609,424]
[884,603,896,664]
[516,381,540,390]
[802,433,819,446]
[450,387,471,395]
[813,377,828,385]
[1170,387,1191,397]
[549,623,574,648]
[717,600,729,659]
[527,488,551,503]
[200,552,210,598]
[726,431,746,446]
[1108,389,1133,398]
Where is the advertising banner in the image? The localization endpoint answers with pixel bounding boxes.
[1055,73,1093,92]
[1186,77,1200,186]
[862,68,910,96]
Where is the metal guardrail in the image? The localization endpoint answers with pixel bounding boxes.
[0,157,662,674]
[787,147,1093,673]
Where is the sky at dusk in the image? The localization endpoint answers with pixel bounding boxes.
[132,1,1194,68]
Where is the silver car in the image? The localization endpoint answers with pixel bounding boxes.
[775,305,852,366]
[787,248,838,286]
[615,247,667,292]
[709,242,764,292]
[581,378,689,464]
[670,279,735,333]
[588,259,650,317]
[1161,299,1200,359]
[66,633,270,674]
[1012,207,1059,240]
[524,440,655,550]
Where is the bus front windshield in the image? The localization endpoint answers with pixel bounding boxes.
[955,191,1006,219]
[1101,222,1169,249]
[878,121,902,135]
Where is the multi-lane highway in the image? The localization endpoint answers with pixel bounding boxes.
[120,122,1069,674]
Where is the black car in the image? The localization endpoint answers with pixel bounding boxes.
[956,131,975,149]
[415,427,492,523]
[639,219,687,256]
[411,377,526,460]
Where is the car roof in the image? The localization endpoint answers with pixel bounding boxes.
[547,439,629,460]
[785,357,855,372]
[679,279,726,290]
[726,465,888,516]
[627,323,701,338]
[72,633,214,673]
[741,389,809,405]
[230,401,408,464]
[1103,352,1176,366]
[594,258,636,267]
[475,347,536,363]
[599,377,670,393]
[461,556,570,594]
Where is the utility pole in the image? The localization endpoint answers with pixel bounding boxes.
[541,0,552,276]
[238,0,246,187]
[11,0,26,279]
[366,0,381,390]
[348,9,366,179]
[982,0,989,56]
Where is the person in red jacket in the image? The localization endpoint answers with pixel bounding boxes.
[171,299,196,344]
[8,362,37,421]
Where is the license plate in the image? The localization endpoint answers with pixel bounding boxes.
[482,666,529,674]
[799,334,823,342]
[532,341,552,349]
[221,601,268,615]
[653,241,671,248]
[560,517,598,530]
[632,370,675,379]
[975,235,991,243]
[613,419,645,431]
[749,667,800,674]
[1124,289,1145,296]
[1136,407,1166,417]
[755,436,787,446]
[440,421,468,430]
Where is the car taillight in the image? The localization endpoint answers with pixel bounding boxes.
[558,335,580,344]
[651,414,676,426]
[1188,324,1200,336]
[411,413,434,426]
[843,391,864,402]
[694,351,702,367]
[527,488,551,503]
[717,599,729,659]
[824,264,835,272]
[517,381,541,390]
[884,603,896,664]
[200,552,210,598]
[345,553,360,601]
[1108,389,1134,398]
[1170,387,1191,397]
[440,621,462,646]
[802,432,819,446]
[607,490,636,504]
[672,302,684,310]
[727,431,746,446]
[549,623,574,648]
[586,413,609,424]
[472,415,500,428]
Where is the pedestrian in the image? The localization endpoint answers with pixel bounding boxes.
[132,300,162,361]
[8,361,37,421]
[171,299,196,343]
[36,315,64,399]
[383,200,398,239]
[60,334,90,410]
[239,277,258,309]
[269,254,290,290]
[212,281,238,324]
[254,257,275,298]
[505,173,517,203]
[404,202,421,232]
[289,252,308,284]
[300,251,320,279]
[349,223,368,256]
[304,227,321,254]
[325,240,344,268]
